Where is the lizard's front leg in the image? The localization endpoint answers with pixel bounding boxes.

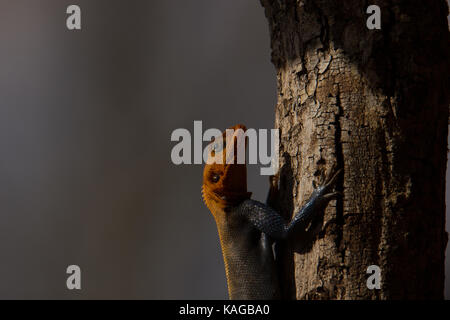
[286,166,342,237]
[238,166,342,241]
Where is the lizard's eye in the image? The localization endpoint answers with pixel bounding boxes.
[211,174,220,183]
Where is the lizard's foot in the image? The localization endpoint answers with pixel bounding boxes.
[286,165,342,250]
[312,165,342,201]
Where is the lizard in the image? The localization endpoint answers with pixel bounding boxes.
[202,124,341,300]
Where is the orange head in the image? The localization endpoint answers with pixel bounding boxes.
[202,124,252,212]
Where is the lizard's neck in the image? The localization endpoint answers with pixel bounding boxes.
[212,205,278,300]
[212,208,245,299]
[202,186,249,298]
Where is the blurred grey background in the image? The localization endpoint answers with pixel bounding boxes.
[0,0,448,299]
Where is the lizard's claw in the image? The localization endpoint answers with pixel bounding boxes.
[312,165,342,196]
[323,167,342,191]
[321,191,342,201]
[312,164,342,188]
[312,166,343,209]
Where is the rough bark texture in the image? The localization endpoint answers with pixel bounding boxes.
[261,0,450,299]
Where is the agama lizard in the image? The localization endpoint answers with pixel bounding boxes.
[202,124,341,300]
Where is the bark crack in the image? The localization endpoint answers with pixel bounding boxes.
[333,86,345,265]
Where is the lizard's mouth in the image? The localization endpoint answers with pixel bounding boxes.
[202,185,227,202]
[218,194,228,201]
[203,184,250,206]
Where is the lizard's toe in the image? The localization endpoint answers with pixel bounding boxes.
[324,167,342,190]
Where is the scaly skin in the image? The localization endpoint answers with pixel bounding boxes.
[202,124,341,300]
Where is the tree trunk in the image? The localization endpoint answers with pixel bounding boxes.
[261,0,450,299]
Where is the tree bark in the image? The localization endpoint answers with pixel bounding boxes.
[261,0,450,299]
